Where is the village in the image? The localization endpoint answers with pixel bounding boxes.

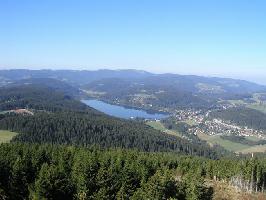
[170,105,266,140]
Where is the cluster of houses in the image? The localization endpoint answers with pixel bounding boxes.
[172,105,265,139]
[2,109,34,116]
[173,109,204,123]
[191,118,266,138]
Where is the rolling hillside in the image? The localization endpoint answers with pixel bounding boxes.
[0,84,226,158]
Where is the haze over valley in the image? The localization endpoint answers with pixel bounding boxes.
[1,0,266,199]
[1,68,266,199]
[1,68,266,154]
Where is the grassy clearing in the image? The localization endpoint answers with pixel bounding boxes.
[198,132,266,153]
[146,121,182,137]
[227,99,246,105]
[182,119,197,126]
[245,135,261,142]
[146,121,165,131]
[237,145,266,154]
[0,130,18,143]
[197,132,249,152]
[247,103,266,114]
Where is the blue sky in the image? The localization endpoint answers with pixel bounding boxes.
[0,0,266,83]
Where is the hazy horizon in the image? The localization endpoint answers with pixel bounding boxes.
[1,0,265,84]
[0,66,265,85]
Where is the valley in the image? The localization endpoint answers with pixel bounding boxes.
[1,69,266,199]
[2,1,266,198]
[152,104,266,153]
[1,69,266,154]
[81,94,266,154]
[78,71,266,154]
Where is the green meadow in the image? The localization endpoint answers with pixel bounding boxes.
[0,130,18,143]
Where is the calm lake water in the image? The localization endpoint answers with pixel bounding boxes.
[82,99,168,120]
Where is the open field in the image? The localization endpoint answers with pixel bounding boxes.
[245,135,262,142]
[247,103,266,114]
[237,144,266,154]
[182,119,198,126]
[197,132,266,154]
[146,121,182,137]
[227,99,246,105]
[146,121,165,131]
[197,132,250,152]
[0,130,18,143]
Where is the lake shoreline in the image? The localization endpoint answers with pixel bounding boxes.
[81,97,169,115]
[82,99,169,120]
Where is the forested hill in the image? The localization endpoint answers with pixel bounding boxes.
[11,78,84,97]
[0,111,223,158]
[209,107,266,131]
[84,78,211,109]
[0,85,88,112]
[0,84,226,158]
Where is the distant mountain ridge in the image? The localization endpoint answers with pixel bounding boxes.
[0,69,265,101]
[0,68,265,88]
[0,69,152,85]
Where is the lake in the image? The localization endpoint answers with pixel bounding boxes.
[82,99,168,120]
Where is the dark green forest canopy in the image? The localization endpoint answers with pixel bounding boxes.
[10,78,83,97]
[209,107,266,131]
[0,111,226,158]
[0,143,265,200]
[0,85,89,112]
[0,85,227,158]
